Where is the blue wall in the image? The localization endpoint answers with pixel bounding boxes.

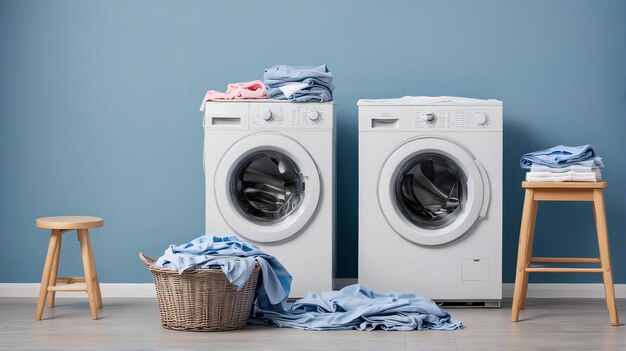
[1,0,624,284]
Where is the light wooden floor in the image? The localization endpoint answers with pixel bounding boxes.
[0,297,624,350]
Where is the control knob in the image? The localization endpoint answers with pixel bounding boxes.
[260,108,273,121]
[421,111,436,122]
[475,112,488,125]
[308,110,320,121]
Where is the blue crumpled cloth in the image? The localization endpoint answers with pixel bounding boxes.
[155,236,462,331]
[249,284,463,331]
[519,145,604,169]
[155,235,292,307]
[263,64,334,102]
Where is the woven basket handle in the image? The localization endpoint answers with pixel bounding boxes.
[139,252,157,268]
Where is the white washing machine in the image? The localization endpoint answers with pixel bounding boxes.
[203,100,335,298]
[358,97,502,306]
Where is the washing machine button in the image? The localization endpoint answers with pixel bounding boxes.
[260,108,273,121]
[421,111,436,122]
[475,112,488,125]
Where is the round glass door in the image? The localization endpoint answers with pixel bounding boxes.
[378,137,488,246]
[232,151,304,223]
[395,153,467,229]
[214,132,321,243]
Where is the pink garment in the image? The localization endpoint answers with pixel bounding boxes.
[199,80,267,111]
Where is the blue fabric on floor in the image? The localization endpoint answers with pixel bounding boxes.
[155,235,292,307]
[155,235,462,331]
[263,64,334,102]
[249,284,464,331]
[519,145,603,169]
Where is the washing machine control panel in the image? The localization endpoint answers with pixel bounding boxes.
[250,103,333,130]
[411,108,496,130]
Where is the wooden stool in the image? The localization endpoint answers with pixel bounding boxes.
[511,182,618,325]
[35,216,104,320]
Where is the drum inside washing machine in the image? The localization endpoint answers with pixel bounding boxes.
[394,153,467,229]
[231,150,304,223]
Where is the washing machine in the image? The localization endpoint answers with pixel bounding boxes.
[358,96,502,306]
[203,100,335,298]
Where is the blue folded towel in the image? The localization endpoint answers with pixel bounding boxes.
[249,284,463,331]
[155,235,292,307]
[520,145,604,169]
[263,64,334,102]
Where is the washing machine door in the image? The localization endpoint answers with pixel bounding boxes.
[214,132,321,243]
[378,136,490,246]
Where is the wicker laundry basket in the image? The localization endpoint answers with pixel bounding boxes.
[139,252,259,331]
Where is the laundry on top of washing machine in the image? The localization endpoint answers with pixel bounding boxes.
[199,80,268,111]
[263,65,334,102]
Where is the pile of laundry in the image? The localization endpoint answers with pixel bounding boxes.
[198,65,334,111]
[155,235,462,331]
[263,65,334,102]
[199,81,267,112]
[520,145,603,182]
[250,284,462,331]
[156,235,291,308]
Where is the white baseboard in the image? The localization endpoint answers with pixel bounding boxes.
[502,283,626,299]
[336,281,626,299]
[1,282,624,299]
[0,283,156,298]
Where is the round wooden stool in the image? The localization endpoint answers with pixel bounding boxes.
[511,182,618,325]
[35,216,104,320]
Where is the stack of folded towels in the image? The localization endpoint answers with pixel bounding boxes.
[263,64,334,102]
[520,145,603,182]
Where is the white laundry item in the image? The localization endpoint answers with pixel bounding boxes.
[278,83,309,98]
[530,164,601,179]
[526,171,600,182]
[530,164,596,173]
[357,96,500,106]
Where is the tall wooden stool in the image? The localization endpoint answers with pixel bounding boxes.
[511,182,618,325]
[35,216,104,320]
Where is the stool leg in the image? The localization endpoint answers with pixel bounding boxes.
[519,200,538,310]
[47,233,63,308]
[78,229,98,320]
[512,189,534,322]
[36,230,60,320]
[85,231,103,309]
[593,189,619,326]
